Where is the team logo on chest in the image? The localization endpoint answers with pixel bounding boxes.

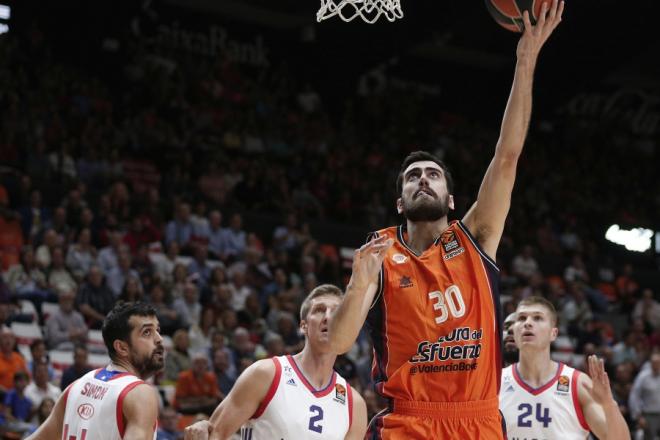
[556,375,570,393]
[392,253,408,264]
[333,384,346,404]
[399,276,413,288]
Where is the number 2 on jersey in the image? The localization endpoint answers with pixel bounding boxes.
[428,285,466,324]
[308,405,323,433]
[517,403,552,428]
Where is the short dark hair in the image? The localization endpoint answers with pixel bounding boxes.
[516,296,558,326]
[300,284,343,321]
[396,151,454,196]
[102,302,157,361]
[14,371,29,382]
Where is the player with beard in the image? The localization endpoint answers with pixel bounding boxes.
[503,312,519,367]
[328,2,564,438]
[27,302,165,440]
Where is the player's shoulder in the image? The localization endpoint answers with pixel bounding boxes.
[122,382,159,408]
[243,357,280,382]
[367,226,398,242]
[501,364,514,376]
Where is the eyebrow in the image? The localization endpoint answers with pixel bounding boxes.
[404,166,443,178]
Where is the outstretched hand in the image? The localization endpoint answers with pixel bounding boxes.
[348,236,394,291]
[587,355,614,406]
[517,0,564,60]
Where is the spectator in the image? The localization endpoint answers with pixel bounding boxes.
[106,247,140,297]
[118,275,145,303]
[19,189,50,243]
[24,359,61,410]
[76,265,115,329]
[97,229,123,275]
[3,245,51,306]
[153,241,180,287]
[164,329,191,383]
[169,262,190,301]
[629,352,660,439]
[26,340,55,382]
[611,331,640,367]
[188,308,217,353]
[174,352,221,416]
[47,246,77,294]
[156,406,181,440]
[212,348,236,396]
[187,244,213,288]
[564,254,590,284]
[31,396,55,426]
[65,228,97,280]
[0,188,24,271]
[222,213,246,261]
[35,228,59,270]
[165,202,194,251]
[148,284,181,336]
[2,371,33,434]
[59,345,92,390]
[206,210,226,260]
[45,287,88,350]
[633,289,660,331]
[0,326,27,392]
[511,245,539,281]
[173,282,201,329]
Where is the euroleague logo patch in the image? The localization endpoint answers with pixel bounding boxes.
[77,403,95,420]
[557,375,570,393]
[334,383,346,404]
[440,230,460,252]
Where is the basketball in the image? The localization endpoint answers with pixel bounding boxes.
[485,0,546,32]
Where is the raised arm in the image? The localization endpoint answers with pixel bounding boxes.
[328,236,392,354]
[122,383,161,440]
[578,355,631,440]
[184,359,275,440]
[463,0,564,259]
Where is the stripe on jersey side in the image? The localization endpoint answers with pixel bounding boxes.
[367,406,391,440]
[456,221,499,271]
[482,255,504,391]
[116,380,146,437]
[252,357,282,418]
[366,273,389,394]
[571,370,591,431]
[365,231,385,310]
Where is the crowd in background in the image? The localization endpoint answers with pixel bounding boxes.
[0,19,659,440]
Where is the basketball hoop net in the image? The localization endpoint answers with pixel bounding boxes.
[317,0,403,24]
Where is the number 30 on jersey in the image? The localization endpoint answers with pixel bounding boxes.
[428,285,466,324]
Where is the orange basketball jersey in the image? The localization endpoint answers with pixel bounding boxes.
[366,220,503,405]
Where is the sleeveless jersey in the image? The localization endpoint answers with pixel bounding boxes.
[241,355,353,440]
[366,221,503,403]
[62,367,157,440]
[499,363,590,440]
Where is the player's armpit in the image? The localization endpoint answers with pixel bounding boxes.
[344,390,368,440]
[122,383,160,440]
[207,358,276,439]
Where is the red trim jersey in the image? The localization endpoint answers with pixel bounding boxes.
[241,355,353,440]
[499,362,590,439]
[62,367,157,440]
[366,221,503,403]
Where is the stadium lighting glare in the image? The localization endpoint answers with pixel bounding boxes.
[0,24,8,35]
[0,5,10,20]
[605,224,653,253]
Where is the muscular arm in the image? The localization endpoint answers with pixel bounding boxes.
[345,389,368,440]
[328,237,392,355]
[24,387,68,440]
[463,0,564,259]
[579,357,631,440]
[206,359,275,439]
[122,383,160,440]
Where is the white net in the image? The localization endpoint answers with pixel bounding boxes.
[317,0,403,24]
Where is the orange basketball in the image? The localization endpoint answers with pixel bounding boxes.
[485,0,546,32]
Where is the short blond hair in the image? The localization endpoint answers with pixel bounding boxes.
[517,296,558,326]
[299,284,343,321]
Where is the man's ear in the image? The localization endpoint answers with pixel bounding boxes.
[113,339,130,359]
[448,194,455,211]
[396,198,403,214]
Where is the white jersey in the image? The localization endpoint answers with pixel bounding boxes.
[499,362,590,440]
[62,367,157,440]
[241,355,353,440]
